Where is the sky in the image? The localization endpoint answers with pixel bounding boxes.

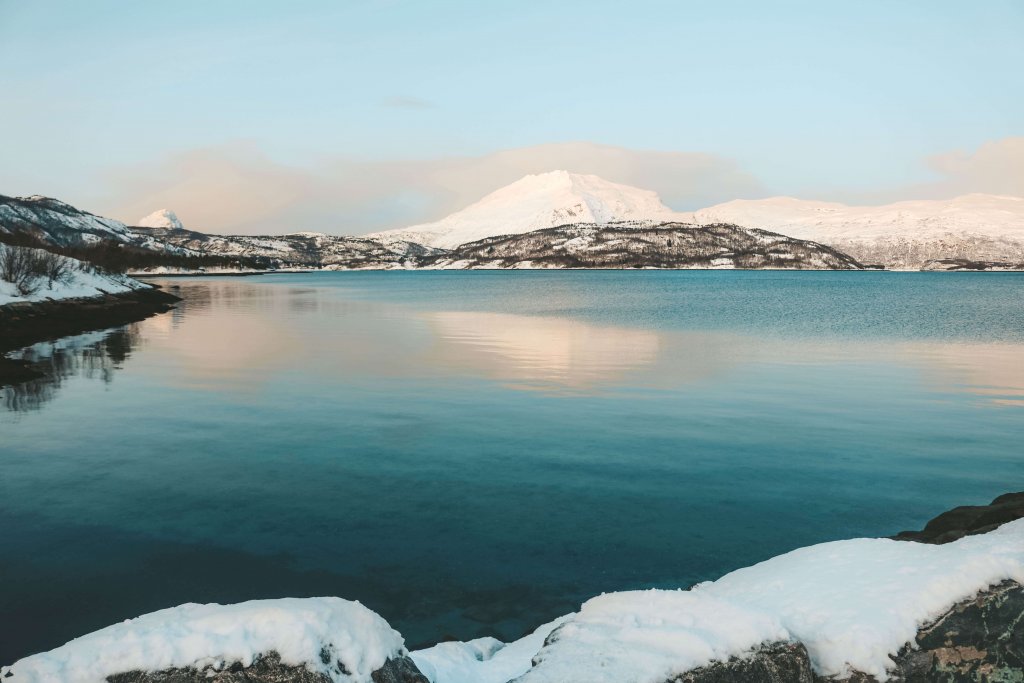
[0,0,1022,234]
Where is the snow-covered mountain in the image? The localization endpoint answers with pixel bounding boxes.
[421,222,862,270]
[689,194,1024,268]
[0,194,136,247]
[370,170,677,249]
[137,209,184,230]
[0,194,194,256]
[131,225,443,270]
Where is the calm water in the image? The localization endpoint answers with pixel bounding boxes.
[2,270,1024,661]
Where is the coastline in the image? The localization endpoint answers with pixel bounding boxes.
[0,286,180,386]
[3,491,1022,682]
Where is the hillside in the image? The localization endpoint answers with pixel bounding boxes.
[421,222,863,270]
[131,226,442,270]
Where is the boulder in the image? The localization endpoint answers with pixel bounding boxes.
[894,492,1024,544]
[105,652,428,683]
[670,642,815,682]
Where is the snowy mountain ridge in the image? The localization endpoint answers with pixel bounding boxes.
[0,194,134,246]
[369,170,678,249]
[137,209,184,230]
[369,172,1024,267]
[689,193,1024,268]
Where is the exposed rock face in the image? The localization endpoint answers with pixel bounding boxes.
[657,582,1024,682]
[670,642,815,682]
[105,651,428,683]
[894,492,1024,544]
[838,580,1024,682]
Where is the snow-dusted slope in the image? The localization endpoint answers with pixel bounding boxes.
[0,195,195,256]
[690,194,1024,268]
[0,195,134,247]
[137,209,184,230]
[370,171,677,249]
[420,222,862,270]
[132,226,442,269]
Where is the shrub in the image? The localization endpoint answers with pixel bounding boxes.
[37,250,74,289]
[0,244,43,296]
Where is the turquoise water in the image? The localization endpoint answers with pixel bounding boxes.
[2,270,1024,661]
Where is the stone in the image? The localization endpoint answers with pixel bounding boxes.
[669,641,815,682]
[105,651,428,683]
[894,492,1024,545]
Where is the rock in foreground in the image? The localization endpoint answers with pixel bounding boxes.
[894,491,1024,544]
[512,518,1024,683]
[0,598,428,683]
[421,222,863,270]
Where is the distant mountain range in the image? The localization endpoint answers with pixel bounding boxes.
[3,172,1023,271]
[690,194,1024,269]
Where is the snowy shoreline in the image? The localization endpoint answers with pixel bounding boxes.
[0,285,180,386]
[4,494,1023,683]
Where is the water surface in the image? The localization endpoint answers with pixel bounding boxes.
[2,271,1023,661]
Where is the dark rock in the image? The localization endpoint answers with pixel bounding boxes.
[832,580,1024,682]
[105,651,428,683]
[371,656,431,683]
[894,492,1024,544]
[670,641,815,682]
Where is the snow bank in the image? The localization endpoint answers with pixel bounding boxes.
[411,616,572,683]
[0,257,145,306]
[1,597,407,683]
[512,518,1024,682]
[0,247,147,306]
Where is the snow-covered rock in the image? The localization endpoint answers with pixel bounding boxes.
[689,194,1024,269]
[137,208,185,230]
[0,598,425,683]
[512,519,1024,682]
[411,617,572,683]
[370,171,678,249]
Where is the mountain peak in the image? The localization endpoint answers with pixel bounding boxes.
[370,171,676,249]
[138,209,184,230]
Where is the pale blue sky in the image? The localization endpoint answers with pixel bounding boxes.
[0,0,1021,233]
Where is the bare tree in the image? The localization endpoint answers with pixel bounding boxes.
[0,244,42,296]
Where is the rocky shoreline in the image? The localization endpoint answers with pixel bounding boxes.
[0,286,180,386]
[4,493,1023,683]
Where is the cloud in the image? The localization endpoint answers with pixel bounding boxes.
[852,136,1024,204]
[379,95,435,109]
[96,141,765,235]
[922,137,1024,198]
